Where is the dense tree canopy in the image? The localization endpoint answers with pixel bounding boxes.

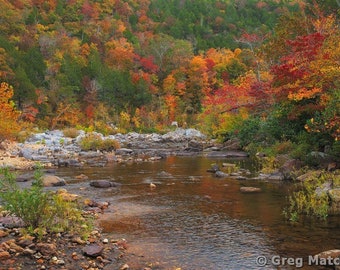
[0,0,339,158]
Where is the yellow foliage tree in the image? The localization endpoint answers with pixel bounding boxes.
[0,82,21,140]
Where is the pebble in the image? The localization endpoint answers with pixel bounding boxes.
[56,259,65,265]
[120,263,129,270]
[150,183,156,189]
[102,238,109,244]
[72,236,86,245]
[0,251,11,260]
[23,248,35,255]
[0,229,9,238]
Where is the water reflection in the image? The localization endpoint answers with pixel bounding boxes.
[56,156,340,269]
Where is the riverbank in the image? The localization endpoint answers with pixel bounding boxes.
[1,129,339,269]
[0,128,248,170]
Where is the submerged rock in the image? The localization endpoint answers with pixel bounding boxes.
[240,187,262,193]
[207,164,220,173]
[206,151,248,158]
[89,180,120,188]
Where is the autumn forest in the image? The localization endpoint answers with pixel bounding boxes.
[0,0,339,161]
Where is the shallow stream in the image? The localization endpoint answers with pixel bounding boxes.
[56,156,340,269]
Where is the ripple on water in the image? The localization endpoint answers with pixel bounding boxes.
[121,206,275,269]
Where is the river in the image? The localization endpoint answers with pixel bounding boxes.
[55,156,340,270]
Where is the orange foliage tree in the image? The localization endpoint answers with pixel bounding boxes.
[0,82,21,139]
[271,15,340,140]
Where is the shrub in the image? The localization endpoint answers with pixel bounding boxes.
[0,167,93,238]
[272,140,294,155]
[0,168,49,229]
[283,170,339,221]
[93,120,117,135]
[79,132,120,151]
[62,127,79,138]
[78,133,103,150]
[99,138,120,151]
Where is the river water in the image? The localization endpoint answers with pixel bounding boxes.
[56,156,340,270]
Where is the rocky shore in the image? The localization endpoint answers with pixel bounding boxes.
[0,213,130,270]
[0,128,249,170]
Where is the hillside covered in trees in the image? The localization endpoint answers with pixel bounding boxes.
[0,0,339,162]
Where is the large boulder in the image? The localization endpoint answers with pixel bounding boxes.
[279,158,304,180]
[313,249,340,268]
[41,175,66,187]
[162,128,206,142]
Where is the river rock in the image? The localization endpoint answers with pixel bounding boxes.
[90,180,119,188]
[207,164,220,173]
[240,187,262,193]
[56,189,79,202]
[279,159,303,180]
[9,241,24,252]
[327,162,337,171]
[75,174,89,180]
[57,158,81,167]
[186,140,204,151]
[206,151,248,158]
[0,251,11,260]
[36,243,57,256]
[222,138,241,150]
[18,147,33,159]
[313,249,340,266]
[17,235,35,247]
[296,170,322,182]
[0,229,9,238]
[16,172,34,182]
[0,216,25,228]
[120,264,130,270]
[215,171,229,178]
[267,171,285,181]
[162,128,206,142]
[82,244,103,257]
[115,148,133,155]
[157,171,173,178]
[315,182,333,197]
[222,163,237,168]
[41,175,66,187]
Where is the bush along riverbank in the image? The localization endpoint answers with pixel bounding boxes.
[0,167,130,270]
[249,144,340,221]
